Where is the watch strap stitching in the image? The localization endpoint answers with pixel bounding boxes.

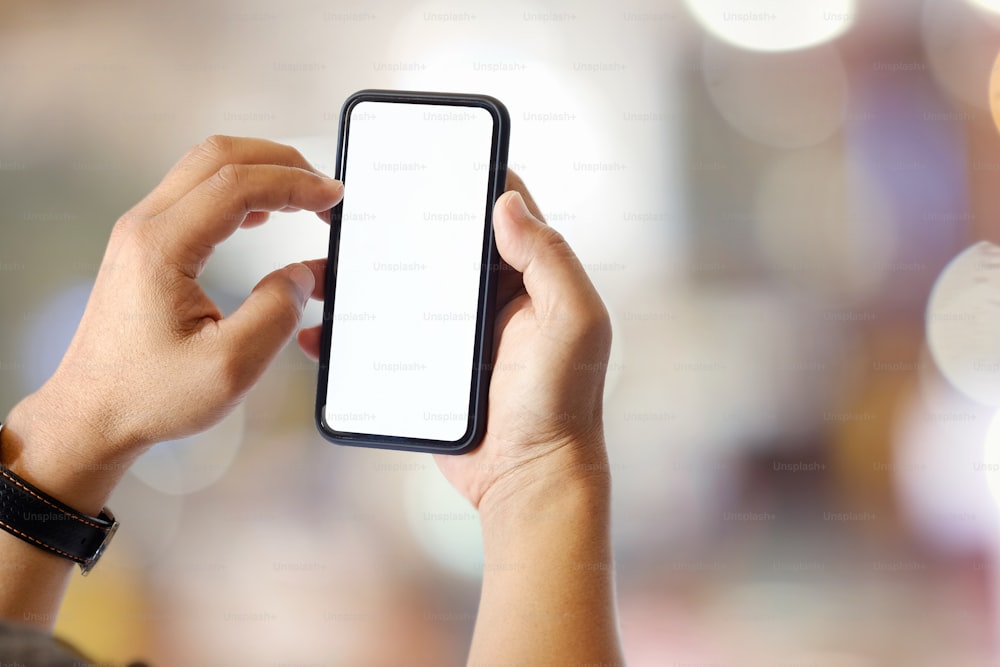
[0,518,87,564]
[0,467,106,531]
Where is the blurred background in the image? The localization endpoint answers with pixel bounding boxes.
[2,0,1000,664]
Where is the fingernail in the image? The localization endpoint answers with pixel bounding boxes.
[289,263,315,303]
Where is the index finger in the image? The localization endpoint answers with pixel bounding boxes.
[135,135,326,218]
[148,164,343,274]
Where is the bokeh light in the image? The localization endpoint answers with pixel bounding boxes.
[896,360,998,554]
[982,408,1000,511]
[682,0,856,52]
[382,2,684,300]
[128,404,246,496]
[927,241,1000,406]
[19,281,91,394]
[923,0,1000,109]
[702,40,848,149]
[966,0,1000,17]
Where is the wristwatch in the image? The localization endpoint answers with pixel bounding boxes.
[0,422,119,575]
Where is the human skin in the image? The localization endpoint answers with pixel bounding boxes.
[0,137,624,665]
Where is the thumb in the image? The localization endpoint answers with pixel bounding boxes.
[493,191,600,320]
[219,262,314,376]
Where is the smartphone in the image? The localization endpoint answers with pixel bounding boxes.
[315,89,510,454]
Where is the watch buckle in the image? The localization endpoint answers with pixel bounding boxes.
[80,509,119,576]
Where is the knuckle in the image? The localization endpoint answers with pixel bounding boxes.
[562,292,611,346]
[535,225,573,261]
[210,162,244,194]
[584,302,613,348]
[535,227,580,274]
[536,231,611,345]
[195,134,235,164]
[260,287,303,332]
[114,214,160,263]
[283,145,309,168]
[111,208,141,239]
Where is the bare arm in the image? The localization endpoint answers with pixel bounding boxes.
[473,464,621,666]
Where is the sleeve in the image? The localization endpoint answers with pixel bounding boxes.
[0,620,149,666]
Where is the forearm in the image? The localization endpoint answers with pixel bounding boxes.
[0,388,125,629]
[470,458,625,667]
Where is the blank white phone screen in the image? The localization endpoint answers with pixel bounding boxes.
[324,101,496,441]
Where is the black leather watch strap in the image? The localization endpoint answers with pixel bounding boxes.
[0,424,118,575]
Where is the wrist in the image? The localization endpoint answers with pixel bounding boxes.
[1,385,130,516]
[477,439,612,540]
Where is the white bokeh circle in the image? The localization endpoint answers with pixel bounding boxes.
[683,0,856,52]
[927,241,1000,407]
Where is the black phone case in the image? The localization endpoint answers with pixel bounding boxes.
[315,89,510,455]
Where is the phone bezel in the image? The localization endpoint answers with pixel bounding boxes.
[315,89,510,455]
